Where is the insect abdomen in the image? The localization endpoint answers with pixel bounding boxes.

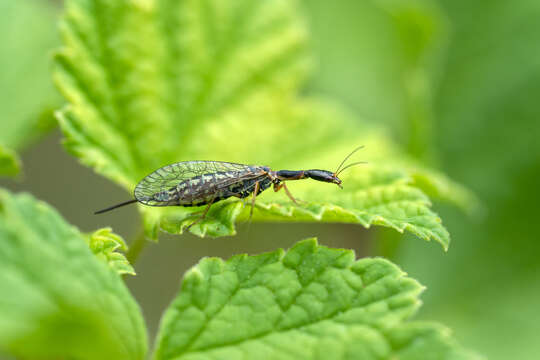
[175,171,271,207]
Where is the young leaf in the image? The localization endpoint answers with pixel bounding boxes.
[0,145,20,177]
[54,0,462,248]
[154,238,481,360]
[0,190,147,360]
[85,227,136,275]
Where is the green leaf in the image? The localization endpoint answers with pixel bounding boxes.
[86,227,136,275]
[54,0,461,248]
[153,238,480,360]
[0,189,147,359]
[384,322,483,360]
[0,1,58,150]
[55,0,311,189]
[0,1,59,176]
[399,1,540,358]
[158,160,451,250]
[405,165,480,216]
[285,0,538,358]
[0,145,20,177]
[302,0,447,156]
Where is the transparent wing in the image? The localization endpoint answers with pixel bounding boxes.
[133,160,264,204]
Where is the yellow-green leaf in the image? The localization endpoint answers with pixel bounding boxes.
[54,0,469,250]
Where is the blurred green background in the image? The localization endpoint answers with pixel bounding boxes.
[1,0,539,359]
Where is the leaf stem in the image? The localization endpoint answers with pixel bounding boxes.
[126,230,148,265]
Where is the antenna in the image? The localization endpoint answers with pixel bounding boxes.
[334,145,365,174]
[336,161,368,176]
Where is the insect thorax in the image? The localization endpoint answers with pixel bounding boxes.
[227,176,273,198]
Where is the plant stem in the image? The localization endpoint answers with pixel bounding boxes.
[403,69,436,164]
[126,230,148,264]
[374,228,402,260]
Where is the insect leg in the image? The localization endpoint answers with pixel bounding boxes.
[185,199,215,231]
[282,183,299,204]
[250,181,260,219]
[273,182,298,204]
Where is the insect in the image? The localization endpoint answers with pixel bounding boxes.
[95,146,365,228]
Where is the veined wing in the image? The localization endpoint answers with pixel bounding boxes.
[134,160,267,204]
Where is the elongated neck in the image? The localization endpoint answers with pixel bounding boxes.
[275,170,306,180]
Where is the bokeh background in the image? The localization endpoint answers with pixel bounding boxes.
[1,0,539,358]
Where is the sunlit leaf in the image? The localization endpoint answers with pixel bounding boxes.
[157,161,451,250]
[54,0,468,249]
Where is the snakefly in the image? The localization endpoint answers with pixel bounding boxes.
[95,146,366,228]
